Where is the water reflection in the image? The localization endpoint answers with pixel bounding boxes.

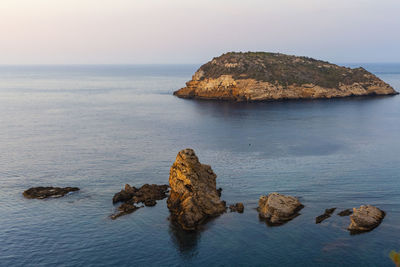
[168,220,201,258]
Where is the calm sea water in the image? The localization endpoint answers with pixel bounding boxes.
[0,63,399,266]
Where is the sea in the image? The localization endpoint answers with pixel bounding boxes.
[0,63,399,266]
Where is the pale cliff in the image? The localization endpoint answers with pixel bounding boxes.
[174,52,398,101]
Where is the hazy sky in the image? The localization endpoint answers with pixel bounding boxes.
[1,0,399,64]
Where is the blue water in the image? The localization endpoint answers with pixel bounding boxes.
[0,64,399,266]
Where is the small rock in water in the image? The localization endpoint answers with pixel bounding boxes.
[337,209,353,216]
[217,188,222,197]
[258,193,304,225]
[348,205,385,234]
[23,187,80,199]
[315,208,336,224]
[112,184,168,204]
[229,203,244,213]
[111,203,141,220]
[111,183,168,219]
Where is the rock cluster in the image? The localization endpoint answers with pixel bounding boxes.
[315,208,336,224]
[258,193,304,225]
[23,187,79,199]
[174,52,398,101]
[348,205,385,233]
[111,184,169,219]
[229,203,244,213]
[167,149,226,230]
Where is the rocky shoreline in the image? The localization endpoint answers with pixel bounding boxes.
[23,148,386,234]
[174,52,398,101]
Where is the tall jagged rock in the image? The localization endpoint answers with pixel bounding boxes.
[167,149,226,230]
[174,52,398,101]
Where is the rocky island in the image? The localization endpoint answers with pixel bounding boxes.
[174,52,398,101]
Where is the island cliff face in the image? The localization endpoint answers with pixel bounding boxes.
[174,52,398,101]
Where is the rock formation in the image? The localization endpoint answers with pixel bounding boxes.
[315,208,336,224]
[258,193,304,225]
[348,205,385,233]
[23,186,79,199]
[111,184,168,219]
[174,52,398,101]
[167,149,226,230]
[229,203,244,213]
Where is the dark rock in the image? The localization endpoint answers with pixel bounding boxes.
[258,193,304,225]
[348,205,385,233]
[217,188,222,197]
[23,187,79,199]
[316,208,336,224]
[112,190,132,204]
[111,183,168,219]
[112,183,169,204]
[229,203,244,213]
[144,199,156,207]
[111,203,141,220]
[167,149,226,230]
[338,209,353,216]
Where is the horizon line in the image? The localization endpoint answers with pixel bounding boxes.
[1,61,400,66]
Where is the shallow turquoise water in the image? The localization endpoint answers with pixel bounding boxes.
[0,64,399,266]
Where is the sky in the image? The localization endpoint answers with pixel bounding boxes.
[1,0,399,64]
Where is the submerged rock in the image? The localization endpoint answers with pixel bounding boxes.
[316,208,336,224]
[167,148,226,230]
[348,205,385,233]
[174,52,398,101]
[338,209,353,216]
[258,193,304,225]
[111,203,141,220]
[23,187,79,199]
[229,203,244,213]
[111,183,168,219]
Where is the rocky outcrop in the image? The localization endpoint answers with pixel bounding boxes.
[315,208,336,224]
[167,149,226,230]
[348,205,385,233]
[111,184,168,219]
[229,203,244,213]
[23,187,79,199]
[174,52,398,101]
[113,184,169,204]
[258,193,304,225]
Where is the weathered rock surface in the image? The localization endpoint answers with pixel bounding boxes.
[348,205,385,233]
[174,52,398,101]
[258,193,304,225]
[229,203,244,213]
[316,208,336,224]
[338,209,353,216]
[23,187,79,199]
[167,149,226,230]
[111,184,168,219]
